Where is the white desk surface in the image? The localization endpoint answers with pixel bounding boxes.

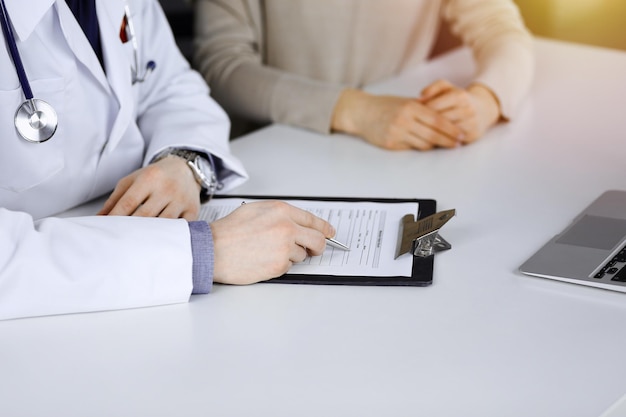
[2,38,626,417]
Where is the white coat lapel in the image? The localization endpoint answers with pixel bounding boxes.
[97,0,134,152]
[56,0,109,92]
[4,0,54,41]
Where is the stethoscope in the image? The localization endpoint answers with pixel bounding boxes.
[0,0,57,143]
[0,0,155,144]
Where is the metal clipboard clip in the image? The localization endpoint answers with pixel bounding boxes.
[395,209,456,259]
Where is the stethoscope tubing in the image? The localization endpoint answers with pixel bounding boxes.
[0,0,34,100]
[0,0,58,143]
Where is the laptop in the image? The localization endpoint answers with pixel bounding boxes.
[519,190,626,292]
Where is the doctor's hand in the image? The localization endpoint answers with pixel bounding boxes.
[419,80,501,144]
[330,88,465,151]
[98,156,201,221]
[210,201,336,285]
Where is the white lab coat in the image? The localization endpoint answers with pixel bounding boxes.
[0,0,248,320]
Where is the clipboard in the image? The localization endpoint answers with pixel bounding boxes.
[212,195,436,287]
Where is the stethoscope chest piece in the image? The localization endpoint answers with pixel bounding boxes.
[15,99,58,143]
[1,0,59,143]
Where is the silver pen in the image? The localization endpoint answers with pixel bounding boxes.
[326,237,350,251]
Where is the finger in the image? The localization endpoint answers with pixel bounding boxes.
[294,225,328,256]
[106,185,150,216]
[159,199,199,220]
[393,126,435,151]
[179,206,200,221]
[132,195,170,218]
[158,204,183,219]
[98,178,133,215]
[403,135,435,151]
[440,106,475,123]
[455,121,480,143]
[284,203,336,238]
[420,79,455,100]
[411,103,464,142]
[409,118,459,148]
[290,244,309,264]
[423,89,469,113]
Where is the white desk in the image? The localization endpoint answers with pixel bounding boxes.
[1,38,626,417]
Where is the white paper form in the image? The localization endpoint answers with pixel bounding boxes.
[200,198,418,278]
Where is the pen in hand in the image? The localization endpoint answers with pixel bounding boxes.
[326,237,350,251]
[241,200,350,251]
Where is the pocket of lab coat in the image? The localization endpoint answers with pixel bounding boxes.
[0,77,66,193]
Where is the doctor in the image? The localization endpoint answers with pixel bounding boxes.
[0,0,335,320]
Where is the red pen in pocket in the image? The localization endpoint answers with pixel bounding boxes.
[119,12,129,43]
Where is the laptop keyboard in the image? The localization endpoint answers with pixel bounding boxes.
[594,244,626,282]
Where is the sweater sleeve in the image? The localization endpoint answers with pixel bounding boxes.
[444,0,534,119]
[193,0,343,134]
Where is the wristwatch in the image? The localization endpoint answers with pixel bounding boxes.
[153,148,219,201]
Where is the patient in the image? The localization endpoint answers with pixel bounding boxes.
[193,0,534,150]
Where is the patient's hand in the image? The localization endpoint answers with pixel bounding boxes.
[419,80,501,144]
[331,89,465,151]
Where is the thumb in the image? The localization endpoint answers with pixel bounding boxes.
[420,79,455,101]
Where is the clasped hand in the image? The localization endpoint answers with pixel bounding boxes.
[332,79,500,151]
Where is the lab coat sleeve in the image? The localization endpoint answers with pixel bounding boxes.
[133,0,248,191]
[0,209,193,320]
[444,0,534,119]
[193,0,344,134]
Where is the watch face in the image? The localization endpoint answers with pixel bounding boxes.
[194,156,217,191]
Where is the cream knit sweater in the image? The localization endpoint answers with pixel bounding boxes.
[194,0,534,134]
